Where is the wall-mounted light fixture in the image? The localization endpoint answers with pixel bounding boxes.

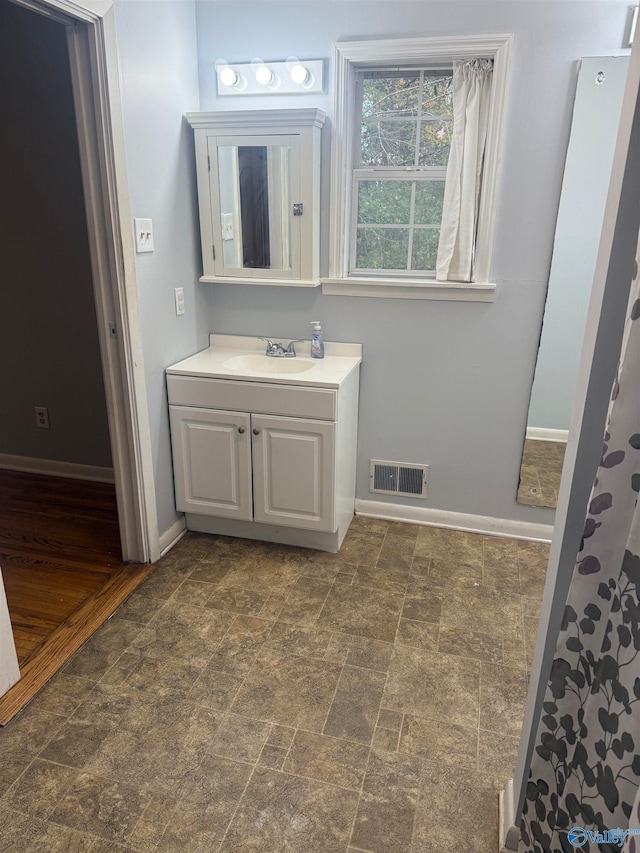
[219,66,241,88]
[255,65,275,86]
[216,57,323,96]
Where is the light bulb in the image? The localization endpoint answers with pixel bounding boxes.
[255,65,274,86]
[290,64,310,85]
[219,66,239,87]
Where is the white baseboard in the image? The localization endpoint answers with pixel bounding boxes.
[354,499,553,542]
[525,427,569,443]
[499,778,519,851]
[0,453,114,484]
[158,516,188,557]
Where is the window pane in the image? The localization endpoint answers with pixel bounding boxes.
[418,119,452,166]
[414,181,445,225]
[422,75,453,117]
[361,121,417,166]
[356,227,409,269]
[357,181,412,225]
[411,228,440,270]
[362,74,420,119]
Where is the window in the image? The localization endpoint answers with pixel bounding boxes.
[325,35,513,301]
[353,69,453,275]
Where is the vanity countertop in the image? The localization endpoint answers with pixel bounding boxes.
[166,334,362,389]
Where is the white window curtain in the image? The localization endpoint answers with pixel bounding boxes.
[436,58,493,283]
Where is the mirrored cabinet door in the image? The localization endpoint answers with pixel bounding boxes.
[187,109,325,287]
[209,135,301,280]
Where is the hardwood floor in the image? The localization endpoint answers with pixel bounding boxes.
[0,470,154,724]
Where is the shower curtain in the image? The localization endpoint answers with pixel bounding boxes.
[519,236,640,852]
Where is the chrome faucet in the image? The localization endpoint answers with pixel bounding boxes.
[258,337,303,358]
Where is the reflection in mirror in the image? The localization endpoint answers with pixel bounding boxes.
[518,56,629,508]
[217,145,291,271]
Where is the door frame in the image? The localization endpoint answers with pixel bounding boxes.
[10,0,159,562]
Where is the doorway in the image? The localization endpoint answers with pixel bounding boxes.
[0,0,114,480]
[0,0,158,719]
[1,0,159,564]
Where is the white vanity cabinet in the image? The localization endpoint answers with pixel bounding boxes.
[166,338,361,552]
[169,405,335,532]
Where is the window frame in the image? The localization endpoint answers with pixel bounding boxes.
[324,35,513,301]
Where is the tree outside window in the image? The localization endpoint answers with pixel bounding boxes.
[352,69,453,274]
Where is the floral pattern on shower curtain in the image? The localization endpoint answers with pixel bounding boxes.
[519,239,640,853]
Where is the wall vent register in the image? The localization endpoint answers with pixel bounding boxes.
[370,460,428,498]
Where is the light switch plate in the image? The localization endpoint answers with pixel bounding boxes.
[221,213,234,241]
[134,218,154,253]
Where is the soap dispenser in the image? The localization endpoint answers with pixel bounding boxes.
[310,320,324,359]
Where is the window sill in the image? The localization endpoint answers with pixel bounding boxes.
[200,275,321,288]
[320,277,496,301]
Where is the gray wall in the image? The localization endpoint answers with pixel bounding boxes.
[193,0,631,527]
[527,55,629,432]
[0,0,112,468]
[114,0,209,538]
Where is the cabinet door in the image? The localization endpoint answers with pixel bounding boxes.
[251,414,335,532]
[169,406,252,520]
[208,134,301,281]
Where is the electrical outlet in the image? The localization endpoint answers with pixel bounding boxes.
[35,407,49,429]
[174,287,185,315]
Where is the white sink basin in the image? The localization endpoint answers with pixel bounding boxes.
[223,355,316,374]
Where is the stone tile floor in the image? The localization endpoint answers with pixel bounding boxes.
[0,519,549,852]
[518,438,566,509]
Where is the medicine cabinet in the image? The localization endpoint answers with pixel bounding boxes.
[187,109,325,287]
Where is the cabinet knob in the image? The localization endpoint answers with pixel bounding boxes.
[237,426,245,434]
[252,428,260,436]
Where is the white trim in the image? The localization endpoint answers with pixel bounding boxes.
[11,0,75,24]
[499,779,519,852]
[355,499,553,542]
[627,5,638,48]
[200,276,320,288]
[159,517,188,557]
[13,0,159,563]
[19,0,111,22]
[329,34,513,291]
[186,108,325,130]
[54,0,111,17]
[0,569,20,699]
[65,10,158,563]
[525,427,569,443]
[0,454,114,483]
[321,278,496,301]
